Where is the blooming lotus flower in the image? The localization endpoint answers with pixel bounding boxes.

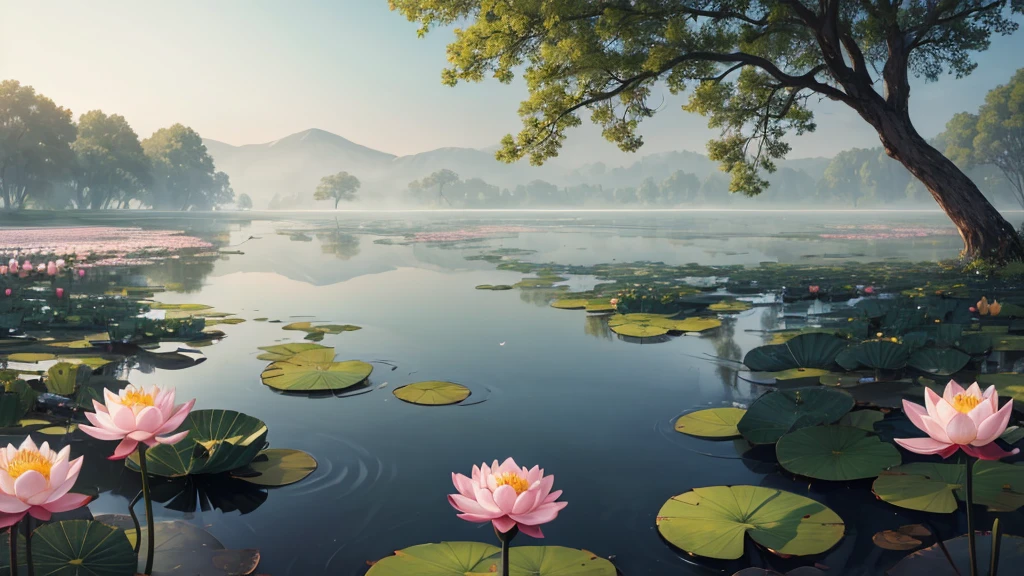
[35,264,45,273]
[78,269,85,278]
[55,259,65,268]
[809,285,820,294]
[80,386,195,460]
[21,261,32,272]
[0,437,90,528]
[449,458,567,538]
[897,380,1019,460]
[55,287,64,299]
[47,261,56,275]
[864,286,875,295]
[990,300,1002,317]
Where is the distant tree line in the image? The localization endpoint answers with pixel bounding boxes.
[0,80,232,210]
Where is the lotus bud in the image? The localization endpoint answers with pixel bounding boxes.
[56,287,64,298]
[22,261,32,272]
[864,286,875,295]
[47,261,57,275]
[978,297,990,316]
[990,300,1002,317]
[809,285,820,294]
[7,258,16,270]
[78,269,86,278]
[3,289,10,296]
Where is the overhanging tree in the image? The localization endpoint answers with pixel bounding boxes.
[391,0,1024,261]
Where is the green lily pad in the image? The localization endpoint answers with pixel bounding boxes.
[776,425,901,480]
[205,317,246,326]
[872,461,1024,513]
[231,449,317,487]
[45,361,90,395]
[393,381,471,405]
[127,409,269,477]
[743,333,849,372]
[608,314,720,337]
[907,347,971,376]
[5,353,56,363]
[836,340,911,371]
[256,343,329,361]
[737,387,854,444]
[1002,425,1024,445]
[838,410,884,431]
[149,302,213,311]
[97,515,261,576]
[282,321,361,334]
[888,534,1024,576]
[709,300,753,313]
[4,520,137,576]
[476,284,513,291]
[656,485,844,560]
[365,543,615,576]
[260,348,373,392]
[674,408,746,438]
[741,368,832,386]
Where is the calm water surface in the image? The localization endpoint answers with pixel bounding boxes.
[15,211,995,575]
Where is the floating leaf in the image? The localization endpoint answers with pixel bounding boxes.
[498,546,617,576]
[475,284,513,291]
[872,524,931,551]
[674,408,746,438]
[255,343,329,361]
[1002,425,1024,445]
[776,426,901,480]
[836,340,911,371]
[838,410,884,431]
[873,461,1024,513]
[743,333,849,372]
[656,485,844,560]
[261,348,372,392]
[365,543,615,576]
[45,361,90,395]
[737,387,854,444]
[2,520,138,576]
[149,302,213,311]
[393,381,471,406]
[907,347,970,376]
[127,409,268,477]
[551,299,587,309]
[888,534,1024,576]
[608,313,720,337]
[282,321,361,334]
[231,449,317,487]
[5,353,56,363]
[741,368,832,386]
[709,300,753,313]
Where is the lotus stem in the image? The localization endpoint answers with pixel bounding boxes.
[128,490,143,554]
[24,516,33,576]
[9,520,17,576]
[966,456,977,576]
[138,446,156,575]
[991,518,1001,576]
[494,525,518,576]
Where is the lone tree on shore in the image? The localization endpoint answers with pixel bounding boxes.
[314,171,360,209]
[421,169,460,205]
[391,0,1024,261]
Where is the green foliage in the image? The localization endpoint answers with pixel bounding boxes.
[873,461,1024,513]
[393,381,471,405]
[236,192,253,210]
[743,333,849,372]
[674,407,745,438]
[737,387,854,444]
[72,110,151,209]
[142,123,233,210]
[0,520,137,576]
[776,425,901,481]
[314,171,361,208]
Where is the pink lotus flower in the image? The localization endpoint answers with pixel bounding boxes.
[897,380,1019,460]
[864,286,875,294]
[809,285,820,294]
[55,259,65,269]
[21,261,32,272]
[449,458,567,538]
[7,259,16,271]
[47,261,56,275]
[78,269,85,278]
[3,289,9,297]
[0,437,91,528]
[80,386,195,460]
[55,287,64,299]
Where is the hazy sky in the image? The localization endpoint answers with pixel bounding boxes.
[3,1,1023,166]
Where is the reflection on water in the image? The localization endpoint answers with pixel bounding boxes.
[2,211,994,576]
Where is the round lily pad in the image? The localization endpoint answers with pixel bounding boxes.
[737,387,855,444]
[365,543,615,576]
[873,461,1024,513]
[907,347,970,376]
[656,485,845,559]
[709,300,753,312]
[836,340,911,371]
[393,381,471,405]
[6,353,56,363]
[838,409,884,431]
[476,284,513,291]
[776,425,901,481]
[260,348,373,392]
[232,449,318,487]
[9,520,137,576]
[282,321,361,334]
[743,333,849,372]
[608,314,720,337]
[551,299,588,309]
[888,534,1024,576]
[674,408,746,438]
[256,343,329,361]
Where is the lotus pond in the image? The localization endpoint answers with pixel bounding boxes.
[1,210,1024,576]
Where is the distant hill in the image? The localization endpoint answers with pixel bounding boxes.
[202,128,850,208]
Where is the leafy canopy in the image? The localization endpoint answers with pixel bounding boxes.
[314,171,361,207]
[391,0,1023,196]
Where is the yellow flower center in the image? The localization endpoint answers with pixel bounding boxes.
[494,472,530,495]
[952,393,982,414]
[121,388,155,408]
[7,449,52,480]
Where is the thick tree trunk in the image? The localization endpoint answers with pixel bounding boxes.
[862,104,1024,262]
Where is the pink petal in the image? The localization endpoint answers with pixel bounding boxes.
[967,398,995,427]
[526,465,542,484]
[512,487,541,515]
[903,400,929,433]
[895,437,956,455]
[108,401,137,432]
[946,412,978,445]
[0,511,26,529]
[920,416,953,444]
[154,430,189,445]
[109,438,139,460]
[974,401,1014,446]
[13,471,48,501]
[40,493,90,513]
[448,494,496,518]
[492,485,518,514]
[518,523,545,538]
[533,475,555,504]
[134,406,164,433]
[155,399,194,435]
[0,493,29,514]
[963,443,1020,461]
[943,380,966,403]
[542,489,563,504]
[965,382,983,398]
[27,506,51,521]
[510,501,566,525]
[491,516,516,534]
[48,458,69,487]
[89,409,122,433]
[457,513,496,523]
[924,388,943,420]
[78,424,125,441]
[473,487,501,514]
[934,397,958,427]
[127,430,155,442]
[453,473,475,499]
[983,386,996,399]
